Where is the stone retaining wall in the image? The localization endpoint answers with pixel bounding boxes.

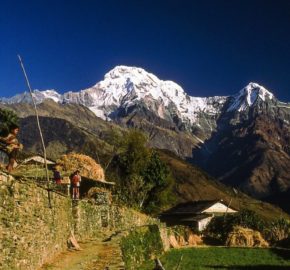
[0,173,72,270]
[0,172,157,270]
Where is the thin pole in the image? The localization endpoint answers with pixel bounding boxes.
[17,55,52,208]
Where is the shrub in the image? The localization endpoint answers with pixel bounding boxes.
[0,108,19,137]
[121,225,164,269]
[265,218,290,243]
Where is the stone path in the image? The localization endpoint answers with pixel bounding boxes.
[40,235,125,270]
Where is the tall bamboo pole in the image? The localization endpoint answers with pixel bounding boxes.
[18,55,52,208]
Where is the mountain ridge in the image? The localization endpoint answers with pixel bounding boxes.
[1,66,281,127]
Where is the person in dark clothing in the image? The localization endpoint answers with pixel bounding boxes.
[53,167,62,185]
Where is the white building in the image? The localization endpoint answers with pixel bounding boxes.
[161,200,238,231]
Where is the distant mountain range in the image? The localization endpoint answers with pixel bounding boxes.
[1,66,290,209]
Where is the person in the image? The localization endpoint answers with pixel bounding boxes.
[0,124,23,173]
[53,167,62,185]
[70,170,81,200]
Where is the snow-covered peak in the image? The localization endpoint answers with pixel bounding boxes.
[0,66,227,125]
[3,67,276,127]
[0,89,61,104]
[90,65,226,123]
[33,89,62,103]
[103,65,160,83]
[227,82,274,112]
[96,65,186,101]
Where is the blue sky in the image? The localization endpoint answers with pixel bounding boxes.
[1,0,290,101]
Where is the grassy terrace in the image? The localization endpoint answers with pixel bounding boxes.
[138,247,290,270]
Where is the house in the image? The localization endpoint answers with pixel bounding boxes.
[160,200,238,231]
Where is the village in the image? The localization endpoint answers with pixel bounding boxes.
[1,114,288,269]
[1,104,290,270]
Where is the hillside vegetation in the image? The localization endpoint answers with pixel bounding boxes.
[158,150,289,221]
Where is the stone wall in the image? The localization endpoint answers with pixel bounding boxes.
[75,200,156,240]
[0,172,158,270]
[0,173,72,270]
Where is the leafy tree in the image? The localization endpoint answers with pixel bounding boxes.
[112,129,175,212]
[117,130,150,177]
[0,108,19,137]
[142,151,174,213]
[114,129,150,208]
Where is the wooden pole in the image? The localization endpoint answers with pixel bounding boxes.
[154,258,166,270]
[18,55,52,208]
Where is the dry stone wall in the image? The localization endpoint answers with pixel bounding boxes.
[75,201,156,239]
[0,172,158,270]
[0,173,72,270]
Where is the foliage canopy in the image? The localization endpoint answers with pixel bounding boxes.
[112,129,174,212]
[0,108,19,137]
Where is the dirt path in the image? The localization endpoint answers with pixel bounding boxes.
[40,237,125,270]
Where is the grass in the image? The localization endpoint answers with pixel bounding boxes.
[13,164,52,177]
[138,247,290,270]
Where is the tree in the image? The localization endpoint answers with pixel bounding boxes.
[0,108,19,137]
[112,129,174,212]
[115,129,151,208]
[142,151,172,212]
[117,130,151,177]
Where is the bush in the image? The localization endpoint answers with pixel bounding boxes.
[265,218,290,243]
[0,108,19,137]
[121,225,164,270]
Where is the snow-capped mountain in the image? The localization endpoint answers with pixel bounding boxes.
[227,82,275,112]
[1,66,277,131]
[1,66,227,124]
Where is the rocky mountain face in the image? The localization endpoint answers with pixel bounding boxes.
[1,66,290,202]
[194,94,290,199]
